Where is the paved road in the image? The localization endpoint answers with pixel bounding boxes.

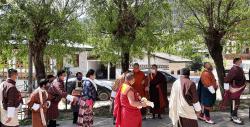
[22,109,250,127]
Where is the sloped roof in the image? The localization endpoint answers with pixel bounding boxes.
[152,52,192,62]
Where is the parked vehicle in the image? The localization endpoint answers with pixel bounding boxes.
[141,70,177,95]
[65,77,112,101]
[142,70,201,94]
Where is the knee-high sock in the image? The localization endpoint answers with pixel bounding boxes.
[231,99,240,117]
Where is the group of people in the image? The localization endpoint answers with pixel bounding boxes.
[0,58,247,127]
[169,57,247,127]
[105,59,247,127]
[111,63,168,127]
[0,68,98,127]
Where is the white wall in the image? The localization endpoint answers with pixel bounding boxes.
[64,51,89,75]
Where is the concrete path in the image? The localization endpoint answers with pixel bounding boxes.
[22,109,250,127]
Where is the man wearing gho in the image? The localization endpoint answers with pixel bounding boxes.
[169,68,202,127]
[224,58,246,125]
[0,69,23,127]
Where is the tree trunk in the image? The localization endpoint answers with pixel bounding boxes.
[121,49,130,73]
[30,29,48,83]
[32,45,46,83]
[205,35,225,91]
[210,47,225,86]
[28,42,33,93]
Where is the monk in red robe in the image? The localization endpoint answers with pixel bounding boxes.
[132,63,147,119]
[114,73,147,127]
[148,64,167,119]
[111,71,128,125]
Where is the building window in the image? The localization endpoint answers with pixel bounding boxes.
[65,54,80,67]
[245,48,249,54]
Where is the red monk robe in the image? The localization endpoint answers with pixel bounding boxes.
[133,70,146,97]
[114,83,142,127]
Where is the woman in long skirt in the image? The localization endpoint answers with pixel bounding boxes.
[77,69,97,127]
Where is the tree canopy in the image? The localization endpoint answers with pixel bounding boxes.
[175,0,250,85]
[0,0,86,81]
[86,0,172,72]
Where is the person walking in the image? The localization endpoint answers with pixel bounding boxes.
[197,62,218,124]
[169,68,202,127]
[224,58,246,125]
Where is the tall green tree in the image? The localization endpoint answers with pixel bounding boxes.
[176,0,250,85]
[0,0,86,81]
[87,0,171,72]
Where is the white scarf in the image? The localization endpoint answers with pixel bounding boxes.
[86,78,97,91]
[169,79,197,127]
[33,87,48,127]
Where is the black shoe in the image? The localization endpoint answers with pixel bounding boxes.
[48,120,57,127]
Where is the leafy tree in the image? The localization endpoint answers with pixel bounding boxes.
[0,0,86,81]
[87,0,171,72]
[175,0,250,85]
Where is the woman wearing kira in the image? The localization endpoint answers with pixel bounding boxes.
[77,69,97,127]
[28,79,51,127]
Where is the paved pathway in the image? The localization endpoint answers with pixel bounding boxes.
[22,109,250,127]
